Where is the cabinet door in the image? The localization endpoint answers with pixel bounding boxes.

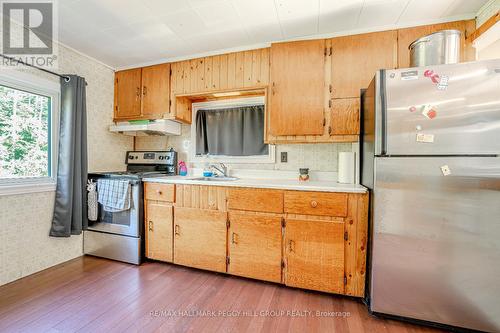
[114,68,142,120]
[284,218,345,294]
[331,98,360,135]
[228,212,282,283]
[142,63,170,118]
[145,201,173,262]
[331,30,397,99]
[269,40,326,136]
[174,207,227,272]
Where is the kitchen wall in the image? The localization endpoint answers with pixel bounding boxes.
[135,124,354,177]
[478,39,500,59]
[0,44,133,286]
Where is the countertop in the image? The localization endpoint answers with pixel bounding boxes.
[142,175,367,193]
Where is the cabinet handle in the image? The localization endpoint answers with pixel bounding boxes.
[288,240,295,253]
[148,221,153,232]
[231,232,238,244]
[310,200,318,208]
[136,87,140,98]
[156,190,162,195]
[174,224,180,236]
[143,86,147,96]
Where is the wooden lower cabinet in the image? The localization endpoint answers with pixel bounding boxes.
[173,207,227,273]
[144,183,368,297]
[145,201,173,262]
[228,212,282,283]
[284,218,345,294]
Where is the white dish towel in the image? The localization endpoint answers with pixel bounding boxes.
[97,179,131,212]
[87,180,98,221]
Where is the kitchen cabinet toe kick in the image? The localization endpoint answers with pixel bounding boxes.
[144,183,368,297]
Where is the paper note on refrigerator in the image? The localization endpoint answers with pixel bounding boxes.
[440,165,451,176]
[416,133,435,143]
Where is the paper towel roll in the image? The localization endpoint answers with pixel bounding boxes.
[338,152,355,184]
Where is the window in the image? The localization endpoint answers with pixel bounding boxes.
[190,97,275,163]
[0,71,60,194]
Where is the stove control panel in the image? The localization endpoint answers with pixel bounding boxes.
[126,151,176,165]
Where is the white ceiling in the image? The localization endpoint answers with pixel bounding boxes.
[58,0,488,69]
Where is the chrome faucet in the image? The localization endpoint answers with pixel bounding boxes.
[210,163,228,177]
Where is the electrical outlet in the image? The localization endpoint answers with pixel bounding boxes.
[280,152,287,163]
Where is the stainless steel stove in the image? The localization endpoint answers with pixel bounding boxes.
[84,150,177,264]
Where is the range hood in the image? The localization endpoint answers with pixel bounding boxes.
[109,119,181,136]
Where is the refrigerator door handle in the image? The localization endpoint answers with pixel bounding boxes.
[380,69,387,156]
[373,70,388,156]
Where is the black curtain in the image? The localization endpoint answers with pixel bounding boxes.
[196,105,268,156]
[50,75,88,237]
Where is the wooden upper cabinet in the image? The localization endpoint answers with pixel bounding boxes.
[173,207,227,273]
[269,40,326,136]
[228,212,282,283]
[114,65,171,121]
[331,30,397,99]
[331,98,360,135]
[284,218,345,294]
[145,201,173,262]
[397,20,476,69]
[169,49,269,124]
[171,49,269,96]
[141,63,170,118]
[114,68,142,120]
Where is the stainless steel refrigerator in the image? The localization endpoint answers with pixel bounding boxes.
[361,59,500,332]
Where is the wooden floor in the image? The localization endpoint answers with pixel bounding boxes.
[0,256,446,333]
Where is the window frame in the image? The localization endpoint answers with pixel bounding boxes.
[190,96,275,164]
[0,70,60,195]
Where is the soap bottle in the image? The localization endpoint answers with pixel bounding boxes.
[178,161,188,176]
[202,155,213,177]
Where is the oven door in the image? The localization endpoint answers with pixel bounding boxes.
[87,178,141,238]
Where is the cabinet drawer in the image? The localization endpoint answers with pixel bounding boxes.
[145,183,175,202]
[284,191,348,217]
[228,188,283,213]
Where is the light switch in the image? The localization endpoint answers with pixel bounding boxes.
[281,152,287,163]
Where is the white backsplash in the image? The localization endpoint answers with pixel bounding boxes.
[135,124,355,176]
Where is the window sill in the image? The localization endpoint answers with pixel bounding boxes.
[0,182,57,196]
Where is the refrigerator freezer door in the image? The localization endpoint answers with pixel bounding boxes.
[384,59,500,155]
[370,156,500,332]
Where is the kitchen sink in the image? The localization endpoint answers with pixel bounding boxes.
[191,176,239,181]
